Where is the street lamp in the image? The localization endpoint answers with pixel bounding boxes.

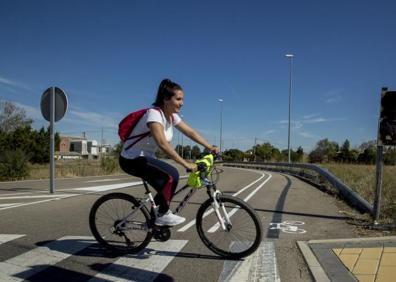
[218,99,223,153]
[285,53,294,163]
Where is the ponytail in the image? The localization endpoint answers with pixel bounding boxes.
[152,79,182,107]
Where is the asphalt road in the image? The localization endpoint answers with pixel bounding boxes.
[0,165,357,282]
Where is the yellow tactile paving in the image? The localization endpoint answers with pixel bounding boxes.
[333,247,396,282]
[380,253,396,266]
[333,248,342,256]
[376,266,396,282]
[338,253,359,271]
[360,248,383,259]
[355,274,375,282]
[354,259,380,275]
[341,248,362,254]
[383,247,396,253]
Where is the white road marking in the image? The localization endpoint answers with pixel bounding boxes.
[0,234,25,245]
[178,173,272,233]
[85,178,123,183]
[0,236,95,282]
[218,241,280,282]
[208,174,272,233]
[177,172,267,232]
[89,240,188,282]
[0,194,79,200]
[0,203,19,208]
[72,181,143,192]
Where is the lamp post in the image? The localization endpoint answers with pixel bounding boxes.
[285,54,294,163]
[218,99,223,153]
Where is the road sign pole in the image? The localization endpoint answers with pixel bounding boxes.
[50,87,55,194]
[373,145,383,222]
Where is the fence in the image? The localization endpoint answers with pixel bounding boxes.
[222,161,373,215]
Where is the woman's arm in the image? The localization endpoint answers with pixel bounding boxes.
[148,122,197,171]
[175,121,218,152]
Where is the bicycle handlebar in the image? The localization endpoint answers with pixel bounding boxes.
[185,151,220,173]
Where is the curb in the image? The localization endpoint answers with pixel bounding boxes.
[297,236,396,282]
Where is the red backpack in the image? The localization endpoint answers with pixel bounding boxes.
[118,108,161,150]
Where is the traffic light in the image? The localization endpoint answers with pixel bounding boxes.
[378,88,396,145]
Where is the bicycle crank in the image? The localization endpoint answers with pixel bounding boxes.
[153,226,171,242]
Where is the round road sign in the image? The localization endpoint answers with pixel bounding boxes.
[40,87,68,122]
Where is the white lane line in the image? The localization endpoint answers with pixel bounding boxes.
[0,203,19,208]
[89,240,188,282]
[0,194,79,200]
[0,234,25,245]
[208,174,272,233]
[72,181,143,192]
[0,193,79,211]
[218,241,280,282]
[0,236,95,282]
[177,172,268,233]
[85,178,123,183]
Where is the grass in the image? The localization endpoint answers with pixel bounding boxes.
[320,163,396,223]
[28,158,124,179]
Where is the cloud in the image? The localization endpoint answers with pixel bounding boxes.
[14,102,43,120]
[303,113,321,119]
[0,75,32,91]
[298,131,318,139]
[68,108,118,128]
[324,89,343,104]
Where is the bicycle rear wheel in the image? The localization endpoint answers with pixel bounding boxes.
[89,192,152,254]
[196,194,262,259]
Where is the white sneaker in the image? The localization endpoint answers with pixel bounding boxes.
[155,210,186,226]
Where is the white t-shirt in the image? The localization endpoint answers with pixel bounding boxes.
[121,108,181,159]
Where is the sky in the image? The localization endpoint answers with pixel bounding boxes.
[1,0,395,152]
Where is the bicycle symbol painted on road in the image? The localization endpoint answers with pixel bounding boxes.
[269,220,306,234]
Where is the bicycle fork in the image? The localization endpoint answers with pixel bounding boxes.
[211,190,232,231]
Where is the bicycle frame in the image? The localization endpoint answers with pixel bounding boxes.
[115,164,231,232]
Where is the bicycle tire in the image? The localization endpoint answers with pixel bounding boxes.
[89,192,152,254]
[196,194,262,259]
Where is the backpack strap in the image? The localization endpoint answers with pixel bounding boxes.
[124,107,173,151]
[124,131,151,150]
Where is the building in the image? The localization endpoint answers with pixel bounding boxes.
[57,136,100,160]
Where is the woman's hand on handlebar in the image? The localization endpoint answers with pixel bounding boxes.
[185,162,198,173]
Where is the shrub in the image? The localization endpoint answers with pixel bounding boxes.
[100,156,118,174]
[0,149,30,180]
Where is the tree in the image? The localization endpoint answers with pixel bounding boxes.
[0,101,32,132]
[191,145,201,159]
[357,144,376,164]
[255,142,276,161]
[308,139,339,163]
[223,149,245,161]
[336,139,352,163]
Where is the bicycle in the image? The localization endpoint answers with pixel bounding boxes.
[89,154,263,259]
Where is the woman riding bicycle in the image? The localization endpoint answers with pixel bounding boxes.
[119,78,218,227]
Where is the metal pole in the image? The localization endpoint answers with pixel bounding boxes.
[373,145,383,222]
[50,87,55,194]
[286,54,294,163]
[219,99,223,153]
[253,137,257,162]
[181,133,184,158]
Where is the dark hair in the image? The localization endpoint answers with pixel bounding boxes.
[152,79,182,107]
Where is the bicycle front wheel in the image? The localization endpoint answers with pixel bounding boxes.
[89,192,152,254]
[196,195,262,259]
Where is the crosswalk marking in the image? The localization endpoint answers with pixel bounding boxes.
[0,234,25,245]
[0,234,279,281]
[218,241,280,282]
[88,240,188,282]
[0,236,95,282]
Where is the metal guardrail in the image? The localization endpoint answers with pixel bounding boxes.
[222,161,373,215]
